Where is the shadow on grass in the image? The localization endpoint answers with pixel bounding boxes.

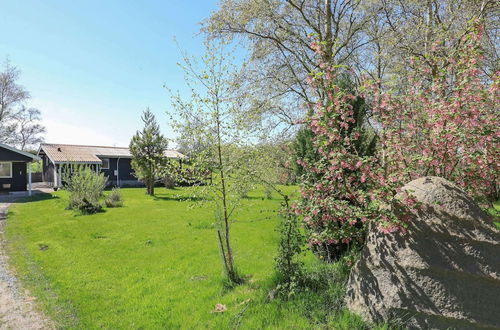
[152,194,206,202]
[71,210,107,217]
[4,192,60,204]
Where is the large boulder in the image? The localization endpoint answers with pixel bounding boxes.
[346,176,500,329]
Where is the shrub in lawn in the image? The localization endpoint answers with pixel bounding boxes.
[163,175,175,189]
[105,188,123,208]
[264,185,273,200]
[274,196,304,297]
[234,180,253,199]
[65,166,107,214]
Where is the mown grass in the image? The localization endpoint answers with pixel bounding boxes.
[5,186,377,329]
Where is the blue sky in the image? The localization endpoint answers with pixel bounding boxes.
[0,0,219,147]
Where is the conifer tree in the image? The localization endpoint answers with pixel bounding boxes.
[130,108,168,195]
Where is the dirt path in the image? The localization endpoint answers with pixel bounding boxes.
[0,198,54,330]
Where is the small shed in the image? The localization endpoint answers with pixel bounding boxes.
[0,143,40,195]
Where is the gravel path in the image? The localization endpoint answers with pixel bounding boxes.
[0,197,54,330]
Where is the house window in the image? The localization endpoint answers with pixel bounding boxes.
[0,162,12,178]
[101,158,110,169]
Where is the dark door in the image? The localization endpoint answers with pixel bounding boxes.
[11,162,27,191]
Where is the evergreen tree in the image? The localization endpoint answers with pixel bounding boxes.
[293,127,318,179]
[129,109,168,195]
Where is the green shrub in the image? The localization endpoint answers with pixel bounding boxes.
[264,185,273,199]
[234,180,253,199]
[64,166,107,214]
[275,199,304,297]
[105,188,123,208]
[163,175,175,189]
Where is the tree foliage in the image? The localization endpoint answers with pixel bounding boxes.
[293,73,376,179]
[204,0,375,137]
[170,40,248,284]
[14,106,46,150]
[205,0,499,137]
[359,0,499,85]
[130,109,168,195]
[295,20,498,262]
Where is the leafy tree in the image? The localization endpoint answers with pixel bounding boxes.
[296,21,498,263]
[293,73,376,181]
[364,21,499,203]
[358,0,499,88]
[293,69,377,187]
[204,0,375,135]
[170,40,247,284]
[205,0,499,138]
[130,109,168,195]
[0,59,28,122]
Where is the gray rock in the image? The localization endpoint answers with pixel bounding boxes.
[346,176,500,329]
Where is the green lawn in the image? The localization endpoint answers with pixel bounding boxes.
[5,186,367,329]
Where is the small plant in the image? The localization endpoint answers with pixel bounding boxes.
[163,175,175,189]
[274,196,304,298]
[65,165,107,214]
[105,188,123,208]
[234,180,253,199]
[264,185,273,200]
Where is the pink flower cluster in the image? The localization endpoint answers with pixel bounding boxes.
[363,21,499,203]
[296,21,497,259]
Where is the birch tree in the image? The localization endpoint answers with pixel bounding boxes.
[170,40,251,284]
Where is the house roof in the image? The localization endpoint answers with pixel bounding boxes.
[0,143,41,162]
[38,143,186,164]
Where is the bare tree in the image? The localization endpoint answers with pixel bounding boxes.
[0,59,29,122]
[0,59,45,148]
[14,106,46,150]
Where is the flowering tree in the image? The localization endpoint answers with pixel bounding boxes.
[296,22,498,262]
[364,21,499,204]
[294,43,405,262]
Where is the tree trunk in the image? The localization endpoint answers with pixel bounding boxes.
[215,105,239,284]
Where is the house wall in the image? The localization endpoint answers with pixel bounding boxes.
[0,162,27,191]
[0,147,32,191]
[42,155,54,184]
[99,158,140,187]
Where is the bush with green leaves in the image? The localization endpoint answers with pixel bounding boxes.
[264,185,273,199]
[64,166,107,214]
[105,188,123,208]
[274,196,304,297]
